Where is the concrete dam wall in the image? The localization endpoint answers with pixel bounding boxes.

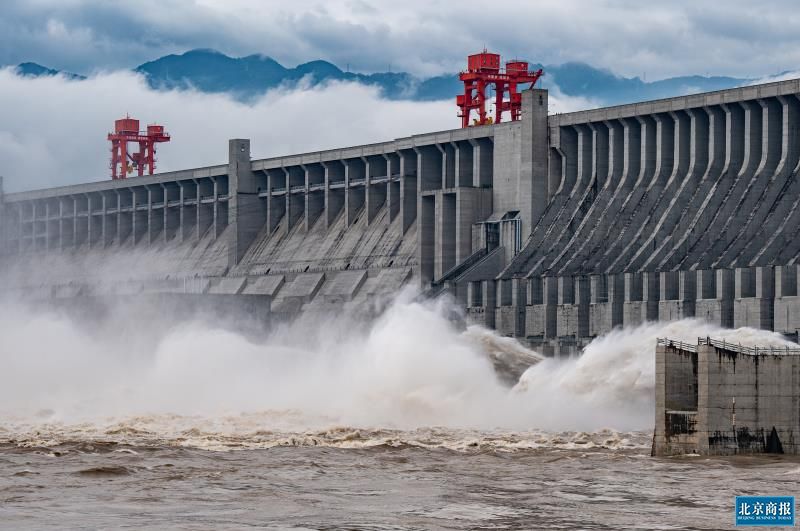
[654,337,800,456]
[3,79,800,350]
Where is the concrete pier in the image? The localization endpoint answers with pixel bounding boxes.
[654,337,800,456]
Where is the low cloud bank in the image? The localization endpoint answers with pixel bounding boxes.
[0,69,594,192]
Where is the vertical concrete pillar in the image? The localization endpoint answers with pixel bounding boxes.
[774,265,798,336]
[624,272,643,299]
[160,184,169,244]
[775,265,797,298]
[624,272,644,326]
[285,167,305,233]
[574,124,594,192]
[227,139,265,267]
[636,115,657,186]
[558,276,574,304]
[735,267,755,298]
[344,159,366,227]
[44,201,52,250]
[644,271,660,321]
[734,266,770,329]
[481,279,497,329]
[470,138,493,188]
[660,271,679,301]
[417,145,442,192]
[90,193,104,248]
[467,281,483,308]
[589,274,607,337]
[303,164,324,231]
[556,276,575,338]
[57,197,65,251]
[544,276,558,339]
[119,189,132,244]
[605,120,625,189]
[717,269,735,328]
[528,276,543,305]
[660,270,696,320]
[455,188,491,263]
[455,141,473,188]
[177,182,186,243]
[265,172,283,233]
[652,114,675,189]
[521,89,549,231]
[70,196,78,249]
[755,266,775,331]
[508,278,525,337]
[755,266,774,299]
[102,193,114,247]
[212,178,223,239]
[197,180,214,239]
[132,190,142,244]
[576,275,590,339]
[441,143,456,189]
[82,195,90,248]
[621,117,642,191]
[384,153,400,223]
[679,270,697,317]
[322,161,345,229]
[559,127,579,195]
[688,108,710,183]
[419,194,435,285]
[161,184,174,243]
[416,146,440,285]
[434,192,456,279]
[399,150,417,234]
[148,186,164,245]
[590,275,606,302]
[608,273,624,328]
[696,270,715,300]
[365,156,387,225]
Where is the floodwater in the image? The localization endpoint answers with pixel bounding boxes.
[1,293,798,529]
[1,424,798,530]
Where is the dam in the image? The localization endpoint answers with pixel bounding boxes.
[3,78,800,353]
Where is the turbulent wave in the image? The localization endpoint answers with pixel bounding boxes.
[1,413,653,452]
[0,289,794,450]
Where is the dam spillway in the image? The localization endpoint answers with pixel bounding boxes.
[3,79,800,353]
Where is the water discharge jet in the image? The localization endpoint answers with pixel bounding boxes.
[0,287,793,450]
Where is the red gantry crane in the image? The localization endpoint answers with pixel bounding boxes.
[108,116,171,179]
[456,50,544,128]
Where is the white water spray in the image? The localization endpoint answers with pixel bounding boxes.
[0,289,794,448]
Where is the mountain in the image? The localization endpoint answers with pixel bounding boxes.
[10,50,750,107]
[133,50,749,104]
[542,62,742,105]
[14,62,85,80]
[134,49,421,100]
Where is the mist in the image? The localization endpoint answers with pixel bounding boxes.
[0,286,794,450]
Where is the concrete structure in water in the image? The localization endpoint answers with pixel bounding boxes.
[3,79,800,351]
[654,337,800,456]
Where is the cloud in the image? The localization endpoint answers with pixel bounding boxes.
[748,71,800,85]
[0,68,594,192]
[0,69,456,192]
[2,1,800,80]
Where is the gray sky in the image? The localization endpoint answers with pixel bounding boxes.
[2,0,800,79]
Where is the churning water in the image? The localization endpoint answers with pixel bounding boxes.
[0,289,797,529]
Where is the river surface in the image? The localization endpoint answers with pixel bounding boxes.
[2,298,799,529]
[1,424,798,530]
